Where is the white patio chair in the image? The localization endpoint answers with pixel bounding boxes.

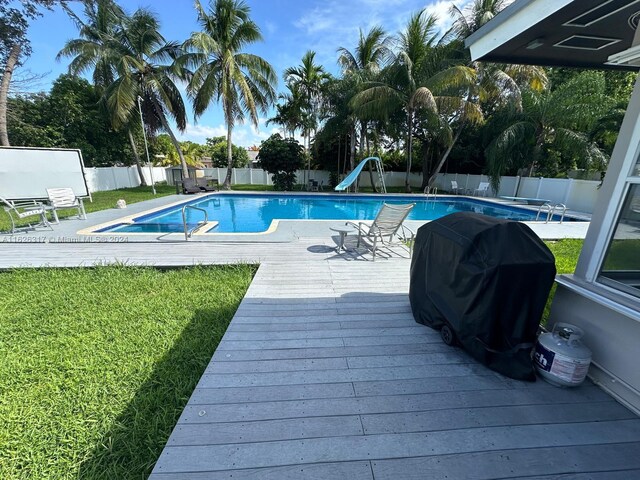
[451,180,463,194]
[346,203,416,261]
[46,188,87,223]
[1,196,52,233]
[474,182,490,197]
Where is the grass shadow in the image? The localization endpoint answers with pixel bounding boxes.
[77,306,237,479]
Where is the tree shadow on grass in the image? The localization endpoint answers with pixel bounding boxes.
[78,306,237,480]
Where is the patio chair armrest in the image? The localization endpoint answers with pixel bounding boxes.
[345,220,367,231]
[398,224,415,241]
[344,221,358,229]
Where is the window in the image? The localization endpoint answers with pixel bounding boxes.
[634,156,640,177]
[599,183,640,297]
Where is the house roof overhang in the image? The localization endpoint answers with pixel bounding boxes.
[465,0,640,70]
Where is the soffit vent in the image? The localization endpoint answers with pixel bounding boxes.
[554,35,621,51]
[564,0,640,28]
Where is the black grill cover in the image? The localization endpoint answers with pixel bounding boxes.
[409,212,556,381]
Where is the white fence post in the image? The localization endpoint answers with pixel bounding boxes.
[536,177,543,199]
[563,178,574,205]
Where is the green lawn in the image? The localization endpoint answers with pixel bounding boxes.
[0,185,176,232]
[82,185,176,214]
[0,265,256,480]
[543,239,583,324]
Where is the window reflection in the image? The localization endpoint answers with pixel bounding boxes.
[599,184,640,296]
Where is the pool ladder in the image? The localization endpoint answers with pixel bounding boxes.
[536,203,567,223]
[424,186,438,201]
[182,205,208,241]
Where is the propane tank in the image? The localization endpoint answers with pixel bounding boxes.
[534,323,592,387]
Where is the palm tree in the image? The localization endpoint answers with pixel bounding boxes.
[284,50,330,150]
[485,71,613,189]
[267,84,306,139]
[449,0,507,38]
[338,26,392,189]
[180,0,276,189]
[352,11,477,191]
[58,0,149,184]
[102,9,190,178]
[449,0,548,110]
[337,26,392,77]
[59,0,124,89]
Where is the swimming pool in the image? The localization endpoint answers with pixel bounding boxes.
[94,194,574,234]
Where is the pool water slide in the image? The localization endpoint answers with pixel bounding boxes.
[334,156,387,193]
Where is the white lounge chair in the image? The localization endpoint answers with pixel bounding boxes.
[46,188,87,223]
[451,180,464,194]
[346,203,416,261]
[474,182,490,197]
[1,196,52,233]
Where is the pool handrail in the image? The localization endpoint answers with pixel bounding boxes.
[182,204,208,240]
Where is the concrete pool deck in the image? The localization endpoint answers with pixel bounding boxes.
[0,191,591,245]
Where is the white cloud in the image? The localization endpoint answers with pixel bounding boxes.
[178,121,283,148]
[181,124,227,140]
[294,7,338,35]
[423,0,456,31]
[264,20,277,36]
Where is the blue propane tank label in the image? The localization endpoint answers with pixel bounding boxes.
[534,342,554,372]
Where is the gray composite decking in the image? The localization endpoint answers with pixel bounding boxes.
[148,259,640,479]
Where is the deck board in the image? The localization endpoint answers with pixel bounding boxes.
[149,258,640,477]
[370,442,640,480]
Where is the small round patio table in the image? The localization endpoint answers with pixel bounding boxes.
[330,225,357,252]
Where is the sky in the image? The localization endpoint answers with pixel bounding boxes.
[22,0,473,147]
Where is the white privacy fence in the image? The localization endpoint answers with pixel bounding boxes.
[201,168,332,186]
[433,173,601,214]
[85,166,168,192]
[84,166,601,214]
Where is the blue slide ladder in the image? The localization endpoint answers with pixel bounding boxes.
[334,157,387,193]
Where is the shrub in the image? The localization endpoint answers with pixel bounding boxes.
[257,134,304,191]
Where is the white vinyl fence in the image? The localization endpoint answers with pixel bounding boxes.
[85,166,601,214]
[433,173,601,214]
[85,166,168,192]
[201,168,332,187]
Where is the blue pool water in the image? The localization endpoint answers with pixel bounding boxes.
[99,194,571,234]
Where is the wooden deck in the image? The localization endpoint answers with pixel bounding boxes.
[146,258,640,479]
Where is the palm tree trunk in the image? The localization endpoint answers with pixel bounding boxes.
[529,134,544,177]
[343,133,348,175]
[405,110,413,193]
[349,125,356,171]
[349,124,357,191]
[127,129,148,187]
[362,123,377,193]
[306,130,311,186]
[420,143,432,191]
[224,123,233,189]
[0,44,21,146]
[154,101,188,179]
[428,120,465,189]
[336,135,341,182]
